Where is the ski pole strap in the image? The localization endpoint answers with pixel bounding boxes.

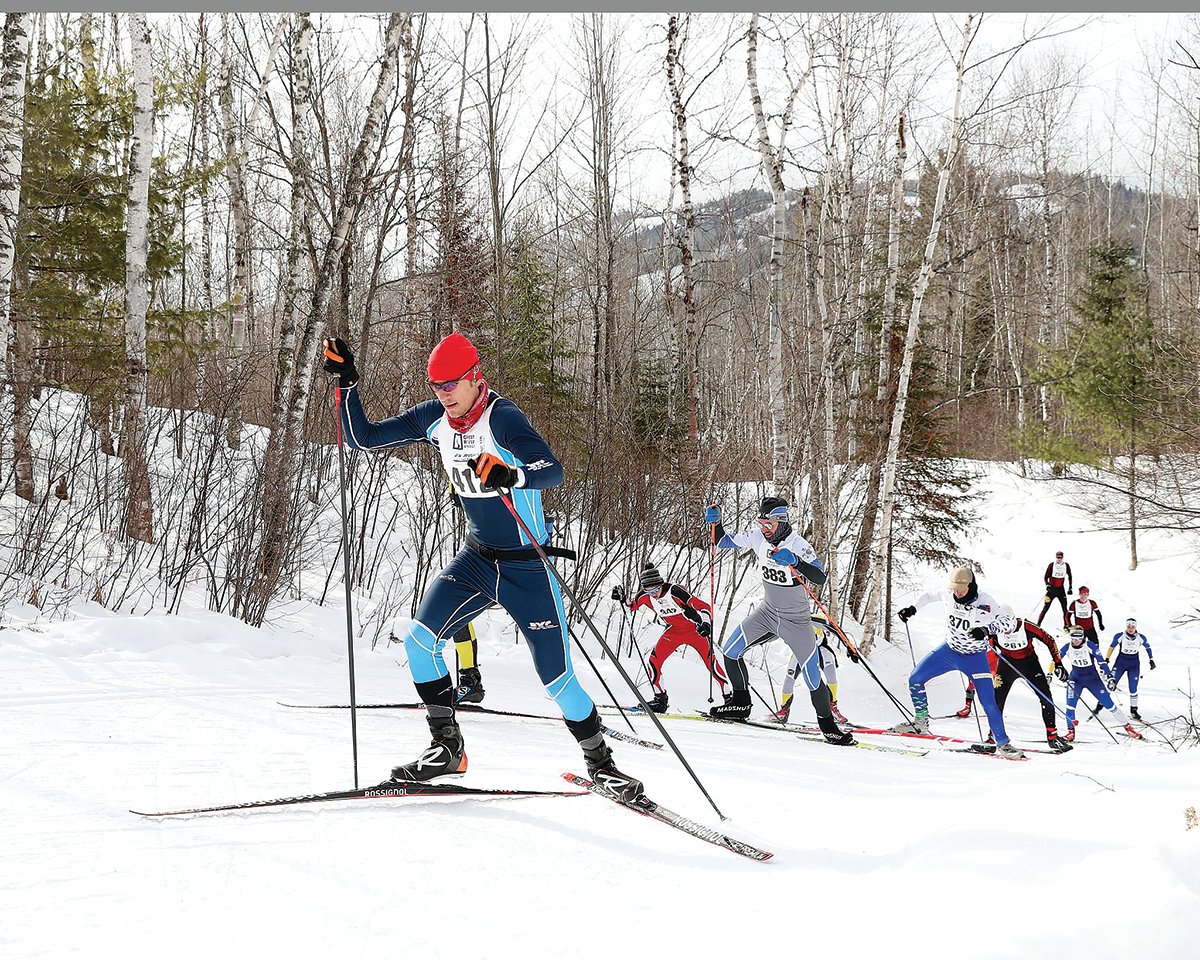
[466,535,577,563]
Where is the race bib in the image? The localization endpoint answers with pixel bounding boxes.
[997,632,1027,652]
[1120,636,1140,655]
[761,564,793,586]
[1065,645,1093,669]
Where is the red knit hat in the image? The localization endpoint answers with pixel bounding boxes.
[427,331,480,382]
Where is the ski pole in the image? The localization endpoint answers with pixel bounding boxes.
[618,602,655,692]
[332,386,360,789]
[992,648,1075,729]
[1079,692,1120,744]
[959,670,985,743]
[708,518,717,704]
[901,618,917,667]
[496,490,727,820]
[762,650,779,711]
[794,573,913,720]
[564,621,638,734]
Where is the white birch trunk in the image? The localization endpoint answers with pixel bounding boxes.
[747,12,803,494]
[1,12,31,499]
[666,14,699,479]
[123,12,155,543]
[284,11,405,453]
[860,15,975,652]
[0,11,29,372]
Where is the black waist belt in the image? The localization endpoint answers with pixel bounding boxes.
[466,535,577,563]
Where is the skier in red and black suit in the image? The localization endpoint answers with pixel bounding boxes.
[1037,549,1073,629]
[613,563,727,713]
[989,611,1073,752]
[1067,585,1104,644]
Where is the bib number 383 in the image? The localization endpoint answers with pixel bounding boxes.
[761,564,792,586]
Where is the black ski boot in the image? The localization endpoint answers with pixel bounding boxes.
[390,712,467,782]
[818,713,856,746]
[1047,734,1073,753]
[646,690,669,714]
[1130,706,1142,721]
[455,667,486,705]
[709,689,751,720]
[583,742,644,802]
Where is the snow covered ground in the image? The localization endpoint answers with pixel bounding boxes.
[3,464,1199,960]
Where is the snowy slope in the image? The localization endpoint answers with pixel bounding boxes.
[3,463,1199,960]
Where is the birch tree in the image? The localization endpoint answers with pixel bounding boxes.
[123,12,154,543]
[859,14,977,652]
[746,12,813,494]
[665,13,700,486]
[0,11,29,374]
[219,13,286,449]
[245,12,405,623]
[577,12,621,411]
[1,12,31,500]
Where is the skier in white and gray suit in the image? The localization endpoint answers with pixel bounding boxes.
[703,497,853,745]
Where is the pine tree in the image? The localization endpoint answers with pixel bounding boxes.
[1022,240,1173,568]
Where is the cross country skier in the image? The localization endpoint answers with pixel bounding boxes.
[768,615,855,724]
[893,567,1026,758]
[703,498,853,745]
[452,623,486,704]
[446,485,488,704]
[1060,626,1143,740]
[447,511,557,705]
[989,611,1072,752]
[1037,549,1073,629]
[612,562,727,713]
[1105,618,1156,721]
[322,332,645,800]
[1067,585,1104,644]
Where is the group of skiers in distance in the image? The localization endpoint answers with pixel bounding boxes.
[320,330,1159,801]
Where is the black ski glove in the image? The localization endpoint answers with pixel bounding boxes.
[696,620,712,639]
[897,605,917,623]
[1105,676,1117,691]
[1054,663,1069,683]
[846,645,861,664]
[1149,658,1156,670]
[611,585,627,602]
[322,337,360,387]
[969,626,988,644]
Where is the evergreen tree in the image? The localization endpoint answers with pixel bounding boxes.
[1021,240,1174,568]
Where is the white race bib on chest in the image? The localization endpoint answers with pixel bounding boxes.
[435,407,503,499]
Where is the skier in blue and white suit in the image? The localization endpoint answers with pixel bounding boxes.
[703,497,853,745]
[1059,626,1143,741]
[321,331,644,800]
[1105,618,1156,721]
[893,567,1024,758]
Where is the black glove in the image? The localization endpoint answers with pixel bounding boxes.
[897,605,917,623]
[468,453,518,491]
[846,645,862,664]
[969,626,988,644]
[1149,658,1156,670]
[696,620,712,639]
[1054,663,1068,683]
[611,585,627,602]
[1067,587,1073,595]
[322,337,359,387]
[1105,676,1117,691]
